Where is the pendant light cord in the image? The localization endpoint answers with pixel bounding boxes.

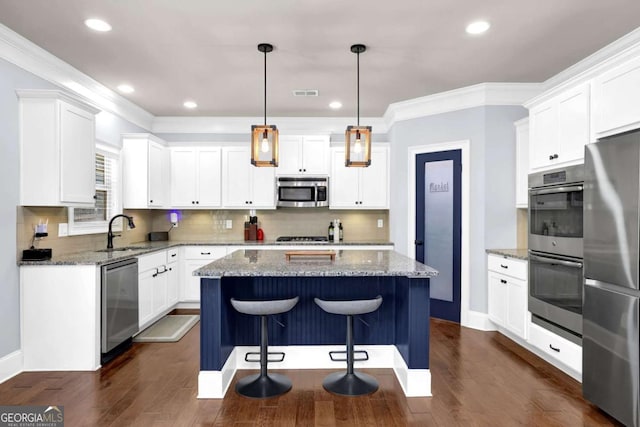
[356,50,360,127]
[264,49,267,126]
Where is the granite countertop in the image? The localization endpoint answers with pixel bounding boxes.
[485,248,529,260]
[194,249,438,278]
[18,239,394,266]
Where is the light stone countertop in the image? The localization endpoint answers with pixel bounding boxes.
[485,248,529,260]
[194,249,438,278]
[18,239,394,266]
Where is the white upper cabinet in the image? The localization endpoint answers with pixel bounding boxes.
[18,90,100,207]
[515,118,529,208]
[528,84,590,172]
[221,147,275,209]
[593,55,640,138]
[122,134,168,209]
[170,147,222,208]
[330,145,389,209]
[277,135,330,175]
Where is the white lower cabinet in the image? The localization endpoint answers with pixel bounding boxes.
[528,322,582,375]
[182,246,229,302]
[166,248,180,307]
[138,250,178,331]
[487,254,528,340]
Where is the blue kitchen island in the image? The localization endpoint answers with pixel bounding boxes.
[194,249,437,398]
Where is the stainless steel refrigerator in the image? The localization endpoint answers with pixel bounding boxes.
[584,130,640,427]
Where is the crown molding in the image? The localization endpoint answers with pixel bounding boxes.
[0,23,154,130]
[525,26,640,108]
[383,83,542,127]
[16,89,101,114]
[152,116,389,135]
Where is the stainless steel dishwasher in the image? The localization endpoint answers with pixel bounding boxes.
[101,258,139,362]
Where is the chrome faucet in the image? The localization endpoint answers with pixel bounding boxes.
[107,214,136,249]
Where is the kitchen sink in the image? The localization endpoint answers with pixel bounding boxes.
[96,246,149,253]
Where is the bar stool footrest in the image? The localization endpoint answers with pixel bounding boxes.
[244,351,286,363]
[329,350,369,362]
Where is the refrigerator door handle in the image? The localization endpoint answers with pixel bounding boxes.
[529,253,583,269]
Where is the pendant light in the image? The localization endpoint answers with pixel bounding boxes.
[345,44,371,167]
[251,43,279,167]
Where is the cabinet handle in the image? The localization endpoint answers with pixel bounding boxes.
[93,194,98,200]
[500,264,508,269]
[549,154,559,160]
[150,200,154,203]
[171,253,177,257]
[249,201,253,204]
[192,201,195,204]
[549,344,560,353]
[201,252,211,255]
[500,279,507,284]
[196,201,199,204]
[299,169,302,172]
[303,169,306,172]
[549,155,554,161]
[152,266,168,277]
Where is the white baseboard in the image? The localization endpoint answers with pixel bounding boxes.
[462,310,497,331]
[197,345,431,398]
[175,302,200,310]
[0,350,23,384]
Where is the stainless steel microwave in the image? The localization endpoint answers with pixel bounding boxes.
[276,177,328,208]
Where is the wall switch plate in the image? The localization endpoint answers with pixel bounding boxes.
[377,219,384,228]
[225,219,233,229]
[58,223,68,237]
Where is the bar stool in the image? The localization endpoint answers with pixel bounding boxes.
[314,295,383,396]
[230,296,299,398]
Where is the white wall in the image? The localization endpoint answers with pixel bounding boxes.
[389,105,527,313]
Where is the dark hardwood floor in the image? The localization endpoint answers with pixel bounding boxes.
[0,318,622,426]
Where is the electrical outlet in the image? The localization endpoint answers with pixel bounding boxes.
[58,223,68,237]
[377,219,384,228]
[225,219,233,229]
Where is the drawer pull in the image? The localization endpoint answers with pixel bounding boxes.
[171,253,177,257]
[500,264,508,269]
[201,252,211,255]
[549,344,560,353]
[500,279,507,284]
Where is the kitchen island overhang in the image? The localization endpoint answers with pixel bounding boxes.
[194,249,437,398]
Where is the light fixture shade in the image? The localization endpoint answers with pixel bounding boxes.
[251,125,279,167]
[345,125,371,167]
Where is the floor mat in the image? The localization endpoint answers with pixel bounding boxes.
[133,315,199,343]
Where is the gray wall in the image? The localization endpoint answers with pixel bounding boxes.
[389,105,527,313]
[0,58,148,359]
[0,58,58,359]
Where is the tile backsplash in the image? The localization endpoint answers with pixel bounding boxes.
[16,206,389,260]
[149,208,389,243]
[517,208,528,249]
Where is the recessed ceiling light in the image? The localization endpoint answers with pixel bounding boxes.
[329,101,342,110]
[117,84,134,94]
[466,20,490,35]
[183,101,198,109]
[85,18,112,32]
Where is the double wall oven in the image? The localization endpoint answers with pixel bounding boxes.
[528,164,584,342]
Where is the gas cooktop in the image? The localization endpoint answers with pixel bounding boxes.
[276,236,329,242]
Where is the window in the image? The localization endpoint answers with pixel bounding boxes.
[68,144,122,235]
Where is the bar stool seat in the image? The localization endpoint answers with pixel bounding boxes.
[314,295,383,396]
[230,296,299,398]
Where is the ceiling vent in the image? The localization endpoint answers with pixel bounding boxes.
[293,89,319,97]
